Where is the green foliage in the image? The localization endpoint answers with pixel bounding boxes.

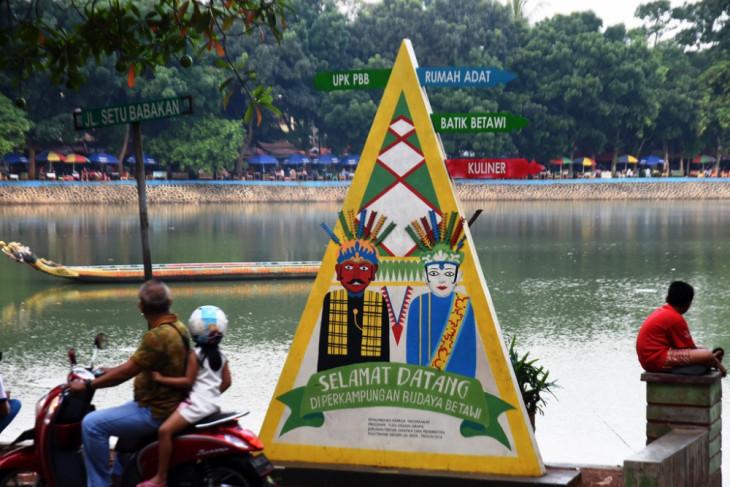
[0,0,287,90]
[508,336,558,417]
[0,94,32,154]
[145,116,244,173]
[0,0,727,172]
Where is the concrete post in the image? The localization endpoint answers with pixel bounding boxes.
[642,371,722,487]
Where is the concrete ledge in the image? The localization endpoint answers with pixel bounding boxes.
[641,371,723,385]
[272,461,581,486]
[646,402,721,425]
[4,180,730,204]
[624,429,709,487]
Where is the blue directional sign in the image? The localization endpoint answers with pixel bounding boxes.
[417,67,516,88]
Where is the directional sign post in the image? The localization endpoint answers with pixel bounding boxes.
[314,69,391,91]
[314,66,516,91]
[431,112,528,133]
[417,67,516,88]
[73,96,193,280]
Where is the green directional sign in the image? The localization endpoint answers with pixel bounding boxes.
[431,112,528,133]
[314,69,391,91]
[73,95,193,130]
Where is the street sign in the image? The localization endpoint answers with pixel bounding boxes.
[431,112,528,133]
[314,69,391,91]
[73,95,193,130]
[446,158,545,179]
[315,67,515,91]
[417,67,515,88]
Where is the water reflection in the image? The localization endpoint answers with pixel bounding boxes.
[2,201,730,468]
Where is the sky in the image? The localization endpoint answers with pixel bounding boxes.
[528,0,692,28]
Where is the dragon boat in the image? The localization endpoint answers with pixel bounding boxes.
[0,241,320,283]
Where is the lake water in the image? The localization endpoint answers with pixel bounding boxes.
[1,201,729,472]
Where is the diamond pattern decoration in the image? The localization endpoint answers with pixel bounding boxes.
[390,118,414,137]
[378,141,424,177]
[365,182,434,256]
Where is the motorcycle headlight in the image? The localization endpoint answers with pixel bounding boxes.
[224,434,250,450]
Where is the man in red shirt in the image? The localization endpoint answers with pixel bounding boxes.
[637,281,726,376]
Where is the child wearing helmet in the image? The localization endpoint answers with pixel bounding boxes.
[138,305,232,487]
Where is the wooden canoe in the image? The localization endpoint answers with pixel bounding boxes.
[0,240,320,283]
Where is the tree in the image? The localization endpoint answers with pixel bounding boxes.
[0,93,32,155]
[635,1,673,46]
[0,0,288,179]
[145,115,244,175]
[672,0,729,173]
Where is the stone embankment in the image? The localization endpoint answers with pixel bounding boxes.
[2,180,730,204]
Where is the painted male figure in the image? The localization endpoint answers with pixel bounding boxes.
[405,212,476,377]
[317,211,393,372]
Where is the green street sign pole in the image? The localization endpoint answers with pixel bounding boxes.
[131,122,152,281]
[73,95,193,281]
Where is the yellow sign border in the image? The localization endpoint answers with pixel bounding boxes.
[260,39,544,476]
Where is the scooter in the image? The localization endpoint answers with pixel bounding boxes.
[0,335,275,487]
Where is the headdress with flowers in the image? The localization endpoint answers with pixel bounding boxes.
[321,209,396,265]
[405,210,466,265]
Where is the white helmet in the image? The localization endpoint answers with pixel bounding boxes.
[188,305,228,345]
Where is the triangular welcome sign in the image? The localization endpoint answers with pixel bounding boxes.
[260,39,544,476]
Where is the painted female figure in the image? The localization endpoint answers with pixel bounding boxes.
[405,211,476,377]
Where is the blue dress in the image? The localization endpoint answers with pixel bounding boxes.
[405,292,476,377]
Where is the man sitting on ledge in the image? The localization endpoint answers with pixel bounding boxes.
[637,280,726,376]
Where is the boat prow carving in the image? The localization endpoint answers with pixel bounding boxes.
[1,240,79,278]
[1,239,319,283]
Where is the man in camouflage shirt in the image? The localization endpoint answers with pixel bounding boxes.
[70,280,191,487]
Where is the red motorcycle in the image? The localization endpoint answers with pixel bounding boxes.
[0,335,274,487]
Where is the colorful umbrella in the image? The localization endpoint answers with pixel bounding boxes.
[283,154,311,165]
[574,157,595,167]
[342,155,359,167]
[125,154,157,165]
[618,155,638,164]
[550,157,572,166]
[37,151,65,163]
[640,155,664,166]
[313,154,339,165]
[692,154,716,164]
[247,154,278,166]
[3,153,28,164]
[64,154,89,164]
[88,153,119,165]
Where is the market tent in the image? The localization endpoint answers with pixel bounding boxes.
[283,154,311,165]
[574,157,595,167]
[314,154,339,165]
[640,155,665,166]
[617,155,638,164]
[247,154,278,166]
[125,154,157,165]
[3,153,28,164]
[89,153,119,165]
[550,157,572,165]
[37,151,65,163]
[342,154,360,167]
[692,154,716,165]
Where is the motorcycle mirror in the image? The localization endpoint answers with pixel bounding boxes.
[94,333,108,350]
[68,348,77,365]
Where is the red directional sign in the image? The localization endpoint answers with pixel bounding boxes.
[445,158,545,179]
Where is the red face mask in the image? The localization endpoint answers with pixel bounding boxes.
[335,259,378,294]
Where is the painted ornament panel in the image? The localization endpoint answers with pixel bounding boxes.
[260,40,543,476]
